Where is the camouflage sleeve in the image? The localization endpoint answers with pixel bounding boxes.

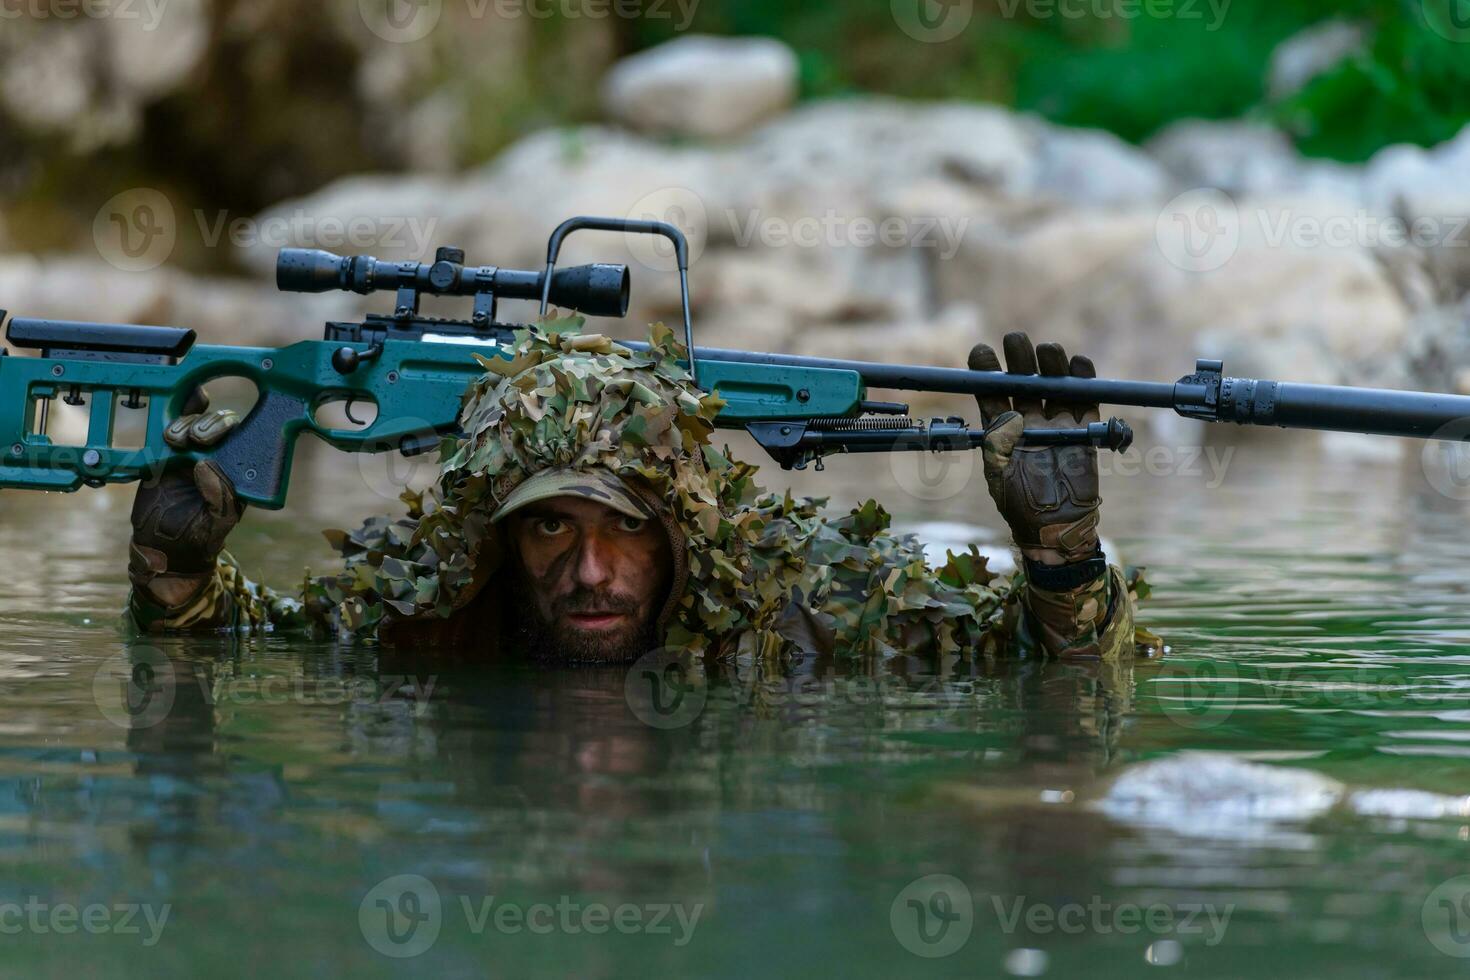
[754,496,1019,658]
[125,550,308,634]
[1013,564,1151,660]
[756,495,1154,660]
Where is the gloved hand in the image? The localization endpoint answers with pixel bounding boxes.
[128,390,243,611]
[969,331,1103,579]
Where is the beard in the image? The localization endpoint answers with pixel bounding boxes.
[514,585,658,665]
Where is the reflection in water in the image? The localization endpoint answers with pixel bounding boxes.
[2,435,1470,975]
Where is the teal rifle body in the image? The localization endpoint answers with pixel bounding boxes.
[0,325,862,509]
[5,215,1469,509]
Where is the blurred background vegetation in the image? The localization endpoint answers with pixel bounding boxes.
[631,0,1470,161]
[2,0,1467,264]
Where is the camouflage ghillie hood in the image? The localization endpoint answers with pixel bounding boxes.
[309,315,788,654]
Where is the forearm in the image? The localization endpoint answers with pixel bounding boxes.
[1021,562,1135,659]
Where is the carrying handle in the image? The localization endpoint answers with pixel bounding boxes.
[539,217,696,382]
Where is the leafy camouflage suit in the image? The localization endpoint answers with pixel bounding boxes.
[127,320,1147,660]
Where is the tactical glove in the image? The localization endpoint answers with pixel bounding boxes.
[970,331,1103,570]
[128,391,243,612]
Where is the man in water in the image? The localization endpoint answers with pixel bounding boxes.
[126,321,1146,661]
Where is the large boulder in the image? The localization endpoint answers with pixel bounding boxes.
[601,35,798,139]
[933,194,1410,388]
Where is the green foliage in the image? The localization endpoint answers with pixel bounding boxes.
[632,0,1470,159]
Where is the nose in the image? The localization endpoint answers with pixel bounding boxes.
[572,533,616,591]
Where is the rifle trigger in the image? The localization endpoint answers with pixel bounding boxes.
[344,396,367,426]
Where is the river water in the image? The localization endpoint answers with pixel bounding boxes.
[2,429,1470,978]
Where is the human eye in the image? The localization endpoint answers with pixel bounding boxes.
[616,516,648,533]
[534,518,567,536]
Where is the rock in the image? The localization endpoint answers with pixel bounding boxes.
[1146,120,1303,196]
[1028,124,1171,206]
[934,194,1409,386]
[1268,19,1366,101]
[102,0,211,101]
[1095,753,1346,839]
[602,35,798,139]
[0,27,93,132]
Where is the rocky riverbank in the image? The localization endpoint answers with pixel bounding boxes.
[4,34,1468,421]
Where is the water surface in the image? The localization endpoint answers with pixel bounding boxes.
[3,432,1469,978]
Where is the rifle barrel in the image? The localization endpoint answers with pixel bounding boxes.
[636,342,1470,442]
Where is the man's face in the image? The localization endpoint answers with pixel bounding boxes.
[507,496,673,664]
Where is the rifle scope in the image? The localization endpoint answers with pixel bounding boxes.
[276,246,630,318]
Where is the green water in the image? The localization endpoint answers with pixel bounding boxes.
[3,433,1470,978]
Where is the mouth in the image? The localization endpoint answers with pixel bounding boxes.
[565,612,632,631]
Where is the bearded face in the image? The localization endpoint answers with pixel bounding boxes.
[506,497,673,664]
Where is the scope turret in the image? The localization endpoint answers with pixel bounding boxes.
[275,246,630,319]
